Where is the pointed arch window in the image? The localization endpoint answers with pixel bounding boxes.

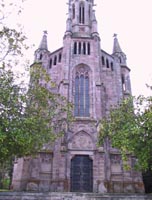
[49,59,52,69]
[40,53,43,60]
[106,59,109,68]
[74,42,77,54]
[54,55,57,65]
[82,5,85,24]
[83,42,86,54]
[111,62,114,71]
[59,53,62,63]
[102,56,105,66]
[78,42,81,54]
[88,42,90,55]
[79,3,85,24]
[74,69,90,117]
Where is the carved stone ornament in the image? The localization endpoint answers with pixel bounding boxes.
[68,131,94,150]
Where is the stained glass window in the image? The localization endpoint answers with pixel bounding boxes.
[74,69,90,117]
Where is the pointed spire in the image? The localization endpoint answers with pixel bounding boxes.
[112,34,127,65]
[34,31,49,63]
[38,31,48,50]
[112,34,123,54]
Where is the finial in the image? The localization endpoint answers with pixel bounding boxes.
[43,30,48,35]
[113,33,117,38]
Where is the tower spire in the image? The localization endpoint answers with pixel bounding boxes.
[34,31,49,62]
[112,34,122,54]
[112,34,127,65]
[39,31,48,50]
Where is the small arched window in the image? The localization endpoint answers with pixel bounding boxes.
[102,56,105,66]
[54,55,57,65]
[74,42,77,54]
[106,59,109,68]
[49,59,52,69]
[83,42,86,55]
[111,62,114,71]
[40,53,43,60]
[87,43,90,55]
[59,53,62,63]
[121,74,126,91]
[78,42,81,54]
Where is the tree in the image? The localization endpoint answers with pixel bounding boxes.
[98,92,152,171]
[0,0,27,63]
[0,0,29,189]
[0,63,72,163]
[0,0,72,188]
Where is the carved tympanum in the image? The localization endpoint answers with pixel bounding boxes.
[69,131,94,150]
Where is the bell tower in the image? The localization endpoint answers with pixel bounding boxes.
[65,0,99,38]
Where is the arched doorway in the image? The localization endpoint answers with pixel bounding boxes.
[70,155,93,192]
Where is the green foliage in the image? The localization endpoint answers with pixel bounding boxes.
[0,0,72,189]
[0,26,27,61]
[1,178,10,190]
[0,0,72,165]
[0,63,72,163]
[0,0,29,187]
[99,93,152,171]
[0,159,12,190]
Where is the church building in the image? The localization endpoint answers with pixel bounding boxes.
[12,0,145,193]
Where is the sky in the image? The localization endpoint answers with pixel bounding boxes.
[12,0,152,97]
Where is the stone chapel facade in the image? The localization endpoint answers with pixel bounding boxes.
[12,0,145,193]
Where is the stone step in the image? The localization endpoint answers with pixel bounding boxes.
[0,192,151,200]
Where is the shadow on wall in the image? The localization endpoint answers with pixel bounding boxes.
[143,171,152,193]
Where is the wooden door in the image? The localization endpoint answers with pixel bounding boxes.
[71,155,93,192]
